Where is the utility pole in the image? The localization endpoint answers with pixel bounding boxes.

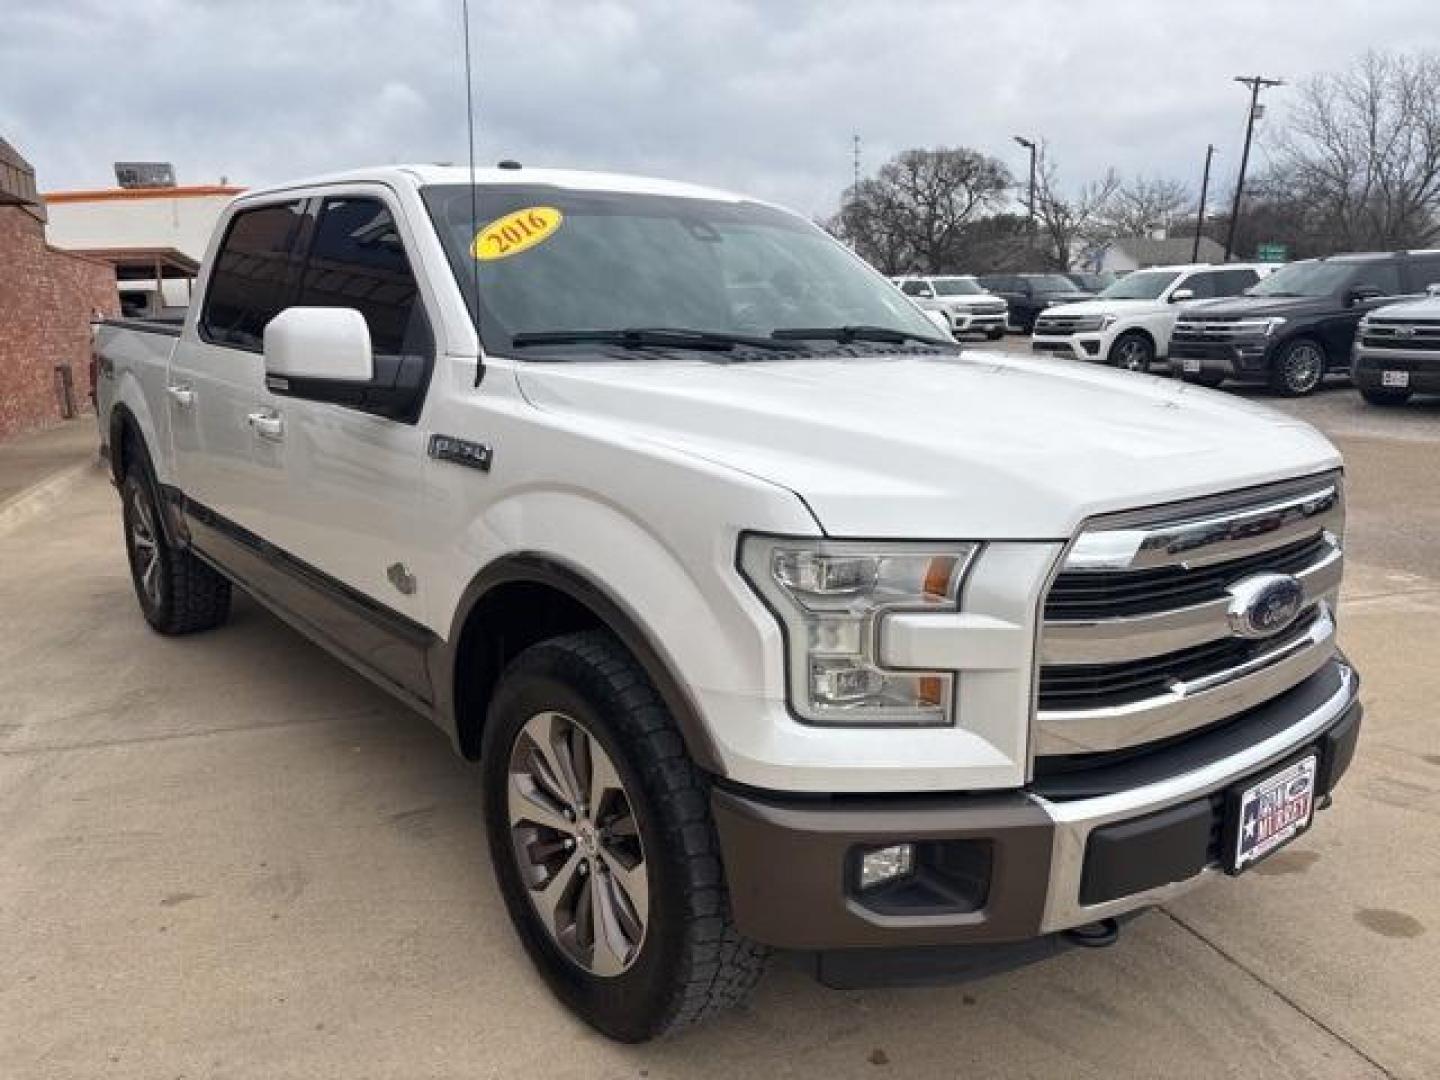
[1014,135,1037,234]
[1193,143,1215,263]
[1224,75,1283,261]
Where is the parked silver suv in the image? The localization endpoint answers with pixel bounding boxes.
[894,275,1008,340]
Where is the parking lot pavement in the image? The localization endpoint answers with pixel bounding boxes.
[3,415,1439,1078]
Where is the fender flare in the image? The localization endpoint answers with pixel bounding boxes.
[432,552,727,776]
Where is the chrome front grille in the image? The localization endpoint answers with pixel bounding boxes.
[1036,475,1344,758]
[1361,321,1440,351]
[1173,317,1273,339]
[1034,313,1098,334]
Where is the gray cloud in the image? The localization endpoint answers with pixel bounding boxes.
[2,0,1437,219]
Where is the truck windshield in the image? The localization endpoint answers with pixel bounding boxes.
[421,184,945,356]
[1247,260,1353,298]
[932,277,984,296]
[1099,270,1180,300]
[1032,275,1080,293]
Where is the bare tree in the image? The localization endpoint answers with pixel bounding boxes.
[1269,50,1440,250]
[1031,146,1121,269]
[830,147,1012,273]
[1096,175,1192,240]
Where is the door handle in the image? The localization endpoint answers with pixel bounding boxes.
[246,410,284,442]
[166,383,195,408]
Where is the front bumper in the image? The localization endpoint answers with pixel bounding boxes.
[1169,336,1274,382]
[1031,333,1104,361]
[713,658,1359,951]
[947,309,1007,335]
[1353,348,1440,393]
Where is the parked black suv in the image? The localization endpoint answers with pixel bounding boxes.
[1170,251,1440,395]
[977,273,1094,332]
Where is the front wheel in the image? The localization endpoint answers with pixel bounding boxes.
[482,631,766,1041]
[1359,386,1413,407]
[1270,339,1327,396]
[1108,331,1155,372]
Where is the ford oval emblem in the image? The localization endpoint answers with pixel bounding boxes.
[1225,573,1306,640]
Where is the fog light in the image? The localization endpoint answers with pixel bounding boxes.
[858,844,914,890]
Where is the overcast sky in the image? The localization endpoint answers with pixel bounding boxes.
[2,0,1437,220]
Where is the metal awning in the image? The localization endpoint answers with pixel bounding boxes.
[64,247,200,281]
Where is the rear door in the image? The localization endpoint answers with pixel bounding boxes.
[170,200,307,537]
[1321,261,1404,363]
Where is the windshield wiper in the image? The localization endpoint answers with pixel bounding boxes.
[771,325,951,346]
[511,327,802,352]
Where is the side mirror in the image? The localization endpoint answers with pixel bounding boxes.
[915,287,935,299]
[263,307,374,386]
[1170,288,1195,303]
[923,309,952,336]
[1347,284,1383,305]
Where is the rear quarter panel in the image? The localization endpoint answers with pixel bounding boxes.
[96,324,179,485]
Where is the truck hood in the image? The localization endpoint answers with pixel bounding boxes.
[1366,296,1440,320]
[1041,299,1161,318]
[1184,295,1336,319]
[514,352,1340,539]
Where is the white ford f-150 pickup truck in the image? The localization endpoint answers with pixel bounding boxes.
[95,165,1361,1042]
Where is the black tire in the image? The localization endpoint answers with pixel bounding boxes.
[1269,338,1327,396]
[1108,330,1155,373]
[481,630,766,1042]
[1178,369,1226,389]
[1359,386,1413,407]
[120,441,231,635]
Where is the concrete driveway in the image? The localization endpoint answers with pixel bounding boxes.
[2,398,1437,1079]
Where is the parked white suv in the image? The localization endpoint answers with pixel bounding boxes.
[1032,263,1274,372]
[94,166,1360,1041]
[893,275,1008,339]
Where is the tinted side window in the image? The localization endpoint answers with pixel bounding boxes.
[1213,268,1259,296]
[200,202,305,350]
[1405,254,1440,293]
[900,280,927,296]
[296,197,427,356]
[1352,261,1402,296]
[1176,273,1216,300]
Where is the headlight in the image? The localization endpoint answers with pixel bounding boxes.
[739,536,979,725]
[1263,317,1288,337]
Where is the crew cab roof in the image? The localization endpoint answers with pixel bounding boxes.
[234,163,757,207]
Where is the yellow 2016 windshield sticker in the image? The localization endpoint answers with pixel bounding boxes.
[472,206,563,260]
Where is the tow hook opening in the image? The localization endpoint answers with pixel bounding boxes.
[1063,917,1121,948]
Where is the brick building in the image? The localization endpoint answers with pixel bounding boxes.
[0,138,119,442]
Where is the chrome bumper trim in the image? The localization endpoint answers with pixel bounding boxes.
[1036,605,1335,755]
[1034,659,1357,933]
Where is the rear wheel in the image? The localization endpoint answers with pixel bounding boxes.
[121,451,230,635]
[1359,386,1413,407]
[1108,331,1155,373]
[482,631,766,1042]
[1270,339,1326,396]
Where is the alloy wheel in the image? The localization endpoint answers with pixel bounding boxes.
[1282,342,1324,394]
[1115,337,1150,371]
[507,710,649,977]
[128,487,163,608]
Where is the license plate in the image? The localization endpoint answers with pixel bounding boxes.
[1382,370,1410,388]
[1226,755,1318,873]
[1183,358,1201,373]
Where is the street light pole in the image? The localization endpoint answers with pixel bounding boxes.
[1193,143,1215,263]
[1014,135,1037,238]
[1224,75,1283,262]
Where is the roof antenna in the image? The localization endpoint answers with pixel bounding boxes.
[461,0,485,385]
